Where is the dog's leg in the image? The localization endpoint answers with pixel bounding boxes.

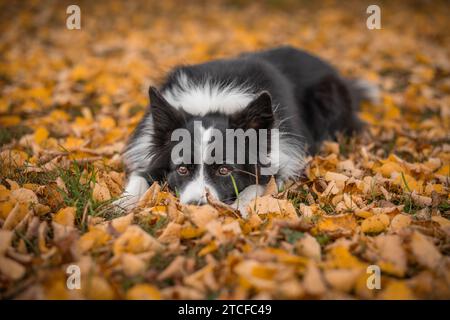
[232,184,265,218]
[114,174,149,211]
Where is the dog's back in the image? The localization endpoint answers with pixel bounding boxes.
[161,46,375,153]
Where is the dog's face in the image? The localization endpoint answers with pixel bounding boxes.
[147,87,274,204]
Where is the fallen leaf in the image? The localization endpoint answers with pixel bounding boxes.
[92,182,111,202]
[295,233,321,261]
[53,207,76,227]
[3,202,30,230]
[248,196,297,219]
[374,234,407,276]
[361,214,390,234]
[409,231,442,270]
[303,261,326,296]
[120,253,147,277]
[126,284,161,300]
[0,256,26,280]
[186,205,218,229]
[317,214,357,235]
[379,280,415,300]
[324,269,361,292]
[113,225,163,256]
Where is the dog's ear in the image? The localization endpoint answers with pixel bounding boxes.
[231,91,274,130]
[149,86,185,134]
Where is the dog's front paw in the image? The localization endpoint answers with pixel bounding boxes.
[112,194,140,212]
[113,174,150,213]
[231,184,265,218]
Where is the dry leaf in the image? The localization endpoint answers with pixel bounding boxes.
[53,207,76,227]
[303,261,326,296]
[92,183,111,202]
[409,231,442,270]
[3,202,30,230]
[324,269,361,292]
[361,214,390,234]
[113,225,163,256]
[0,256,26,280]
[317,214,357,235]
[126,284,161,300]
[295,233,321,261]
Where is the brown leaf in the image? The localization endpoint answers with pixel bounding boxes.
[409,231,442,270]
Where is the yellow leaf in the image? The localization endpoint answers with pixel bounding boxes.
[180,225,204,239]
[394,174,422,193]
[317,214,357,234]
[3,202,30,230]
[34,126,49,145]
[0,115,21,126]
[389,214,412,232]
[248,195,297,219]
[380,281,415,300]
[126,284,161,300]
[113,225,163,256]
[198,241,218,257]
[376,162,404,178]
[53,207,76,227]
[79,227,111,253]
[70,64,89,81]
[63,137,85,151]
[158,222,181,244]
[234,260,277,291]
[92,183,111,202]
[354,210,373,219]
[361,214,390,234]
[121,253,147,277]
[325,246,366,269]
[110,213,134,233]
[436,164,449,176]
[99,116,116,130]
[83,276,115,300]
[186,204,218,228]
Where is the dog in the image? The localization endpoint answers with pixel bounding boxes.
[117,46,378,214]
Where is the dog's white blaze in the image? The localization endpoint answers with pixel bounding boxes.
[179,124,218,204]
[162,72,255,116]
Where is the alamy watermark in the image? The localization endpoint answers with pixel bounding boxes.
[366,5,381,30]
[170,121,280,176]
[366,265,381,290]
[66,264,81,290]
[66,5,81,30]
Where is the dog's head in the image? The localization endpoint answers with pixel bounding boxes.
[147,86,275,205]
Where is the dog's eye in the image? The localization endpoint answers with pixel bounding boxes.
[217,165,232,176]
[177,166,189,175]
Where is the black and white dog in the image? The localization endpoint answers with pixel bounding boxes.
[118,46,378,213]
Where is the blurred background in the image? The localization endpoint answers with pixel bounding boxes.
[0,0,448,118]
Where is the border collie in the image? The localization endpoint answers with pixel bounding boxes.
[118,46,378,214]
